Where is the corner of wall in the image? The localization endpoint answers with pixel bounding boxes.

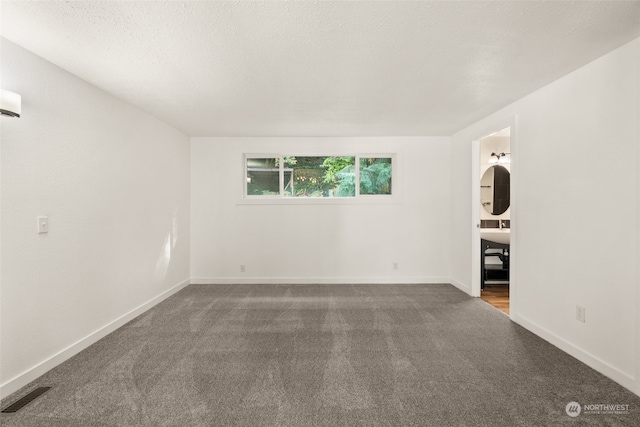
[0,278,190,400]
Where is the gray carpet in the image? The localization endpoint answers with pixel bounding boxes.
[2,283,639,426]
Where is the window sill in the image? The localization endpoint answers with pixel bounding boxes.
[237,195,401,205]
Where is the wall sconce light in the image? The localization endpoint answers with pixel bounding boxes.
[1,89,22,118]
[489,152,510,164]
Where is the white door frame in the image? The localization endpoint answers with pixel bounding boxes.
[471,116,518,319]
[471,138,481,297]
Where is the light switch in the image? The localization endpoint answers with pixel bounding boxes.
[37,216,49,233]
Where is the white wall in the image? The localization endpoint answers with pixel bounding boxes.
[0,39,191,398]
[191,137,451,285]
[450,38,640,395]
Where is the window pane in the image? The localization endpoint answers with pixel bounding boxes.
[285,156,355,197]
[359,157,392,195]
[246,158,279,196]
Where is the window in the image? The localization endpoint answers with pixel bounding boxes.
[285,156,355,198]
[359,157,392,195]
[244,155,394,200]
[246,158,279,196]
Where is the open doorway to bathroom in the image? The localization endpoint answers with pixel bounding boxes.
[479,127,511,314]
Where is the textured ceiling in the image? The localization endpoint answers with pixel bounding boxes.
[2,1,639,136]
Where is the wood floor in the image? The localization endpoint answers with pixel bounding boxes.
[480,284,509,315]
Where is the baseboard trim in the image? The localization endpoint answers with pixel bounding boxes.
[448,277,471,294]
[512,313,638,396]
[191,276,450,285]
[0,278,191,400]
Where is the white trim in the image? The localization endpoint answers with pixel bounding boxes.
[636,74,640,397]
[236,197,401,205]
[449,277,471,294]
[354,154,361,197]
[635,39,640,397]
[512,314,637,394]
[471,139,481,297]
[0,278,191,400]
[470,116,517,318]
[508,117,518,321]
[191,276,449,285]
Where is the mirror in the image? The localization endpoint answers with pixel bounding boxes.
[481,165,510,215]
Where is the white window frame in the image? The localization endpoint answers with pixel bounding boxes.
[240,153,399,205]
[244,156,281,199]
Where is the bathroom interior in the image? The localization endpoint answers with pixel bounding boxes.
[479,127,511,314]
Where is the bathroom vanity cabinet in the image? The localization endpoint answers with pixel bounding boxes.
[481,238,510,289]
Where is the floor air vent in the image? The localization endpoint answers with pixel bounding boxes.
[1,387,51,413]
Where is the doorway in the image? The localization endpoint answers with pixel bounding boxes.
[475,126,512,315]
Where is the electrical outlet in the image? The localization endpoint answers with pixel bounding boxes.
[393,262,399,271]
[576,305,586,323]
[240,264,246,273]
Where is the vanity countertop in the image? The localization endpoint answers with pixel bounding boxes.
[480,228,510,244]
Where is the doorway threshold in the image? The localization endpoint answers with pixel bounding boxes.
[480,284,509,315]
